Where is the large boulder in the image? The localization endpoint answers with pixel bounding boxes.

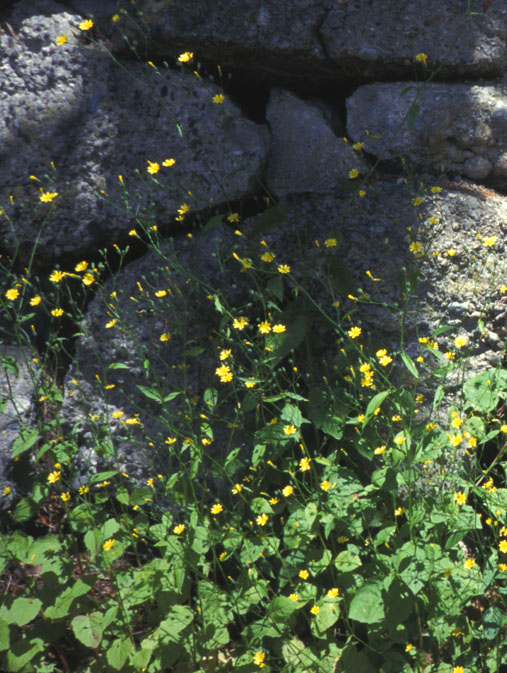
[265,88,365,196]
[0,0,269,264]
[347,80,507,184]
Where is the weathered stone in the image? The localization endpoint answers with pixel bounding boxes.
[347,81,507,183]
[265,88,364,196]
[0,0,269,264]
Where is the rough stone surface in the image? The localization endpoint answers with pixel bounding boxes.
[0,346,35,510]
[265,88,364,195]
[60,224,249,485]
[0,0,269,263]
[346,80,507,185]
[132,0,507,82]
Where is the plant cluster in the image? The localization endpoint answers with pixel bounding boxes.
[0,10,506,673]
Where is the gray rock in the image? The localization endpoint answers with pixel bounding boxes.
[0,345,35,510]
[0,1,269,264]
[265,88,364,196]
[346,81,507,184]
[130,0,507,82]
[321,0,507,79]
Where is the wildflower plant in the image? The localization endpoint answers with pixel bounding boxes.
[0,8,506,673]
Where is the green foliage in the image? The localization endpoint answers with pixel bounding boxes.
[0,12,506,673]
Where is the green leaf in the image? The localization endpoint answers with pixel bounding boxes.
[0,618,9,651]
[401,352,419,380]
[407,102,420,130]
[136,385,164,403]
[482,607,505,639]
[11,497,37,523]
[89,470,118,484]
[158,605,193,642]
[250,497,273,514]
[107,637,132,670]
[71,612,105,648]
[44,579,94,619]
[334,551,361,573]
[348,583,385,624]
[268,596,300,620]
[251,205,287,238]
[267,276,284,301]
[312,602,340,636]
[11,428,39,459]
[324,256,353,294]
[107,362,130,370]
[200,213,224,236]
[362,390,390,429]
[7,598,42,626]
[463,369,507,413]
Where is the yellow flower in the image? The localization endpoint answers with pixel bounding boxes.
[219,349,231,360]
[213,93,225,104]
[75,261,88,272]
[310,605,320,615]
[394,507,404,516]
[454,492,466,506]
[2,486,12,496]
[211,503,223,515]
[501,425,507,434]
[463,558,475,569]
[233,316,249,330]
[327,587,339,598]
[324,238,337,247]
[147,160,160,174]
[499,540,507,553]
[253,651,265,668]
[374,445,386,455]
[228,212,240,222]
[483,236,496,246]
[51,308,64,317]
[160,332,171,342]
[112,13,121,22]
[103,538,115,551]
[5,288,19,301]
[272,323,286,333]
[79,19,94,30]
[394,434,406,445]
[49,270,65,283]
[215,364,233,382]
[47,471,61,483]
[405,644,413,652]
[282,485,293,497]
[412,196,423,206]
[258,321,271,334]
[173,524,185,534]
[409,241,423,255]
[454,335,468,349]
[82,273,95,286]
[278,264,291,274]
[111,410,124,419]
[415,52,428,65]
[256,513,269,526]
[61,492,71,502]
[347,326,361,339]
[261,251,275,262]
[105,319,117,329]
[231,483,242,494]
[178,52,194,62]
[348,168,359,179]
[56,34,67,45]
[284,424,297,435]
[288,593,299,601]
[320,480,331,491]
[299,569,309,580]
[40,190,59,204]
[299,457,311,471]
[352,142,364,151]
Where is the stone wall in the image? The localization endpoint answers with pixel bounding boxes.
[1,0,506,499]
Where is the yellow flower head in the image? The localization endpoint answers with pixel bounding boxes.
[5,288,19,301]
[56,34,67,45]
[103,538,115,551]
[347,326,361,339]
[147,160,160,174]
[282,485,294,497]
[173,524,185,534]
[178,52,194,63]
[210,503,223,515]
[213,93,225,104]
[79,19,94,30]
[415,52,428,65]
